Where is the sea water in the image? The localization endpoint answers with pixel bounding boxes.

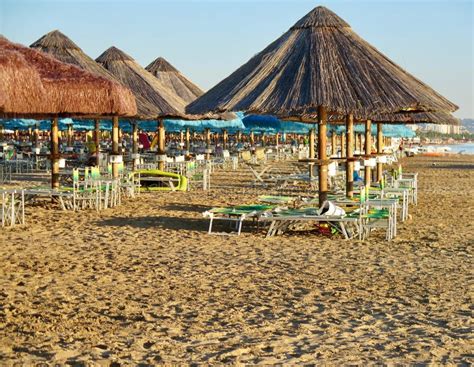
[425,143,474,154]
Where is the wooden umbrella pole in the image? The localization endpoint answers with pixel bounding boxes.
[308,127,315,178]
[345,114,354,198]
[250,131,255,147]
[94,119,100,167]
[377,122,383,182]
[236,130,241,144]
[51,117,60,189]
[132,122,138,170]
[158,119,166,171]
[341,133,345,158]
[112,116,119,178]
[318,105,328,206]
[331,132,336,156]
[223,129,228,149]
[185,128,190,153]
[275,132,280,147]
[364,119,372,187]
[179,130,184,148]
[205,128,211,160]
[34,124,39,148]
[68,125,73,147]
[132,122,138,154]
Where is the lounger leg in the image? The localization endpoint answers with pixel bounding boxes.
[208,216,214,234]
[237,219,243,235]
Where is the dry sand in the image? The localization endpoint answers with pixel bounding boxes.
[0,155,472,365]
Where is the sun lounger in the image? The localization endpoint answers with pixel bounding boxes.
[203,204,275,235]
[261,206,361,239]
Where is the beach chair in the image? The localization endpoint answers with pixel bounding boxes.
[358,187,397,241]
[203,204,275,235]
[261,205,362,239]
[1,188,25,227]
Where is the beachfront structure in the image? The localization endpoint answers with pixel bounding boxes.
[187,6,457,204]
[0,36,137,184]
[96,46,194,169]
[146,57,204,104]
[31,30,134,166]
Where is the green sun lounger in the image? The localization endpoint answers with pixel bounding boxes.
[203,204,275,235]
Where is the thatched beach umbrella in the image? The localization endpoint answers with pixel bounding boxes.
[187,6,457,205]
[96,46,192,169]
[31,30,128,165]
[0,48,46,116]
[0,36,137,186]
[146,57,204,104]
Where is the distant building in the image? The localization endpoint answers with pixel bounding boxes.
[420,124,460,134]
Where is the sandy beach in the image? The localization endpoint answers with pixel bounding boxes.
[0,155,472,365]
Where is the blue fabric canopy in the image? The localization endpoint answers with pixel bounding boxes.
[1,113,414,138]
[327,124,416,138]
[242,114,312,134]
[0,114,245,133]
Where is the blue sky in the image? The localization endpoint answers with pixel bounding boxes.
[1,0,473,118]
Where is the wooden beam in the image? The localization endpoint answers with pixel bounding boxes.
[51,117,60,189]
[318,106,328,206]
[346,114,354,198]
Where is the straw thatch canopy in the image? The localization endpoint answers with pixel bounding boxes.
[30,30,119,82]
[96,46,189,119]
[146,57,204,104]
[0,36,137,118]
[281,111,460,126]
[187,6,457,118]
[0,48,46,116]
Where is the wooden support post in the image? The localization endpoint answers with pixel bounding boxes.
[112,116,119,178]
[51,118,60,189]
[34,124,39,148]
[179,130,184,148]
[364,119,372,187]
[377,122,383,182]
[94,119,100,167]
[309,128,315,178]
[185,128,190,153]
[132,122,138,170]
[340,133,345,158]
[158,119,165,171]
[345,114,354,198]
[250,131,255,147]
[67,125,73,147]
[236,130,241,144]
[275,132,280,147]
[205,128,211,160]
[223,129,228,150]
[318,106,328,206]
[331,132,336,156]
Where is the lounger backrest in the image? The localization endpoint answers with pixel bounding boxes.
[223,150,230,159]
[255,148,265,160]
[240,150,251,161]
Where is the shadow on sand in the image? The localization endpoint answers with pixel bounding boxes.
[161,202,211,213]
[96,215,210,232]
